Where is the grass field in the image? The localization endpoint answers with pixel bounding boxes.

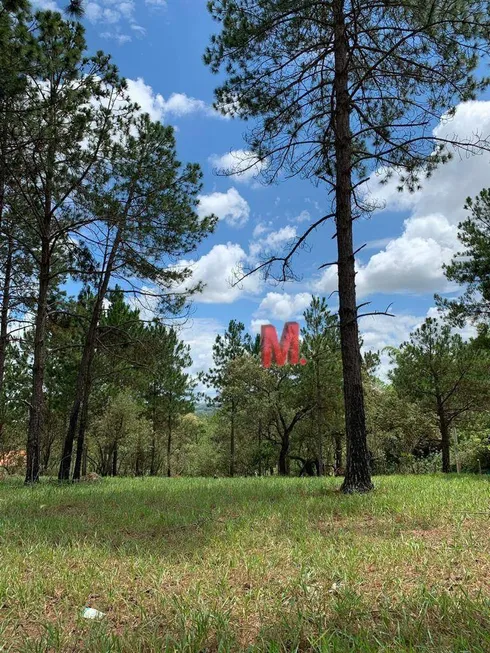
[0,475,488,652]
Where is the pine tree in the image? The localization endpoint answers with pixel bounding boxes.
[58,112,214,481]
[203,320,253,476]
[9,11,129,482]
[390,317,490,472]
[204,0,490,492]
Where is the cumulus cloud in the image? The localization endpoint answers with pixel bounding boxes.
[250,225,297,259]
[178,318,223,377]
[197,188,250,227]
[315,214,459,298]
[330,100,490,298]
[125,78,223,122]
[209,150,267,184]
[256,291,312,321]
[360,307,478,379]
[175,243,262,304]
[250,318,270,335]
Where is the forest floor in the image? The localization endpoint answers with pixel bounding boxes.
[0,475,488,652]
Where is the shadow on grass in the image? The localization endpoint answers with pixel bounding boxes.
[0,476,347,559]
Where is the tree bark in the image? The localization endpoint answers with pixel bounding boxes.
[315,360,324,476]
[72,377,91,481]
[335,432,343,472]
[59,231,122,481]
[167,414,172,478]
[25,238,50,483]
[278,429,290,476]
[333,0,373,493]
[0,235,13,401]
[150,382,157,475]
[229,400,235,477]
[81,442,87,477]
[437,404,451,473]
[112,442,118,476]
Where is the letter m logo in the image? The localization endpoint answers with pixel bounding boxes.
[261,322,303,368]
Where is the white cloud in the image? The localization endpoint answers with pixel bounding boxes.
[252,222,271,238]
[250,225,297,259]
[130,24,146,37]
[335,101,490,298]
[175,243,262,304]
[178,318,223,377]
[163,93,222,119]
[31,0,58,8]
[250,318,269,335]
[125,78,223,123]
[100,31,132,44]
[360,306,478,379]
[314,213,458,298]
[209,150,267,184]
[256,291,312,321]
[125,78,166,122]
[197,188,250,227]
[291,209,311,223]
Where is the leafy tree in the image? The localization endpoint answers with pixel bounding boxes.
[389,317,490,472]
[205,0,490,492]
[366,383,439,473]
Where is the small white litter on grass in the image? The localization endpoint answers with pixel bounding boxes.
[82,607,105,620]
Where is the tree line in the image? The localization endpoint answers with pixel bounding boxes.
[0,3,215,482]
[2,0,490,487]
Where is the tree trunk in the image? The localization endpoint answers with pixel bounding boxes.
[333,0,373,494]
[112,442,118,476]
[25,238,50,483]
[72,378,91,481]
[335,432,343,472]
[150,383,157,475]
[59,232,122,481]
[81,442,87,477]
[229,401,235,477]
[167,415,172,478]
[315,361,324,476]
[0,235,13,400]
[258,419,262,477]
[278,429,290,476]
[438,407,451,473]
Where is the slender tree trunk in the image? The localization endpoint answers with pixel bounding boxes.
[437,405,451,473]
[72,376,91,481]
[229,400,235,477]
[112,442,118,476]
[81,442,87,477]
[167,414,172,478]
[258,419,262,477]
[150,383,157,475]
[25,238,50,483]
[333,0,373,493]
[0,235,13,401]
[315,361,324,476]
[278,429,290,476]
[335,432,343,472]
[59,232,122,481]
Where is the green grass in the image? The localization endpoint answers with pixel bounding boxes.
[0,475,488,652]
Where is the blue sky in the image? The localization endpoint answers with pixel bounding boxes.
[35,0,490,376]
